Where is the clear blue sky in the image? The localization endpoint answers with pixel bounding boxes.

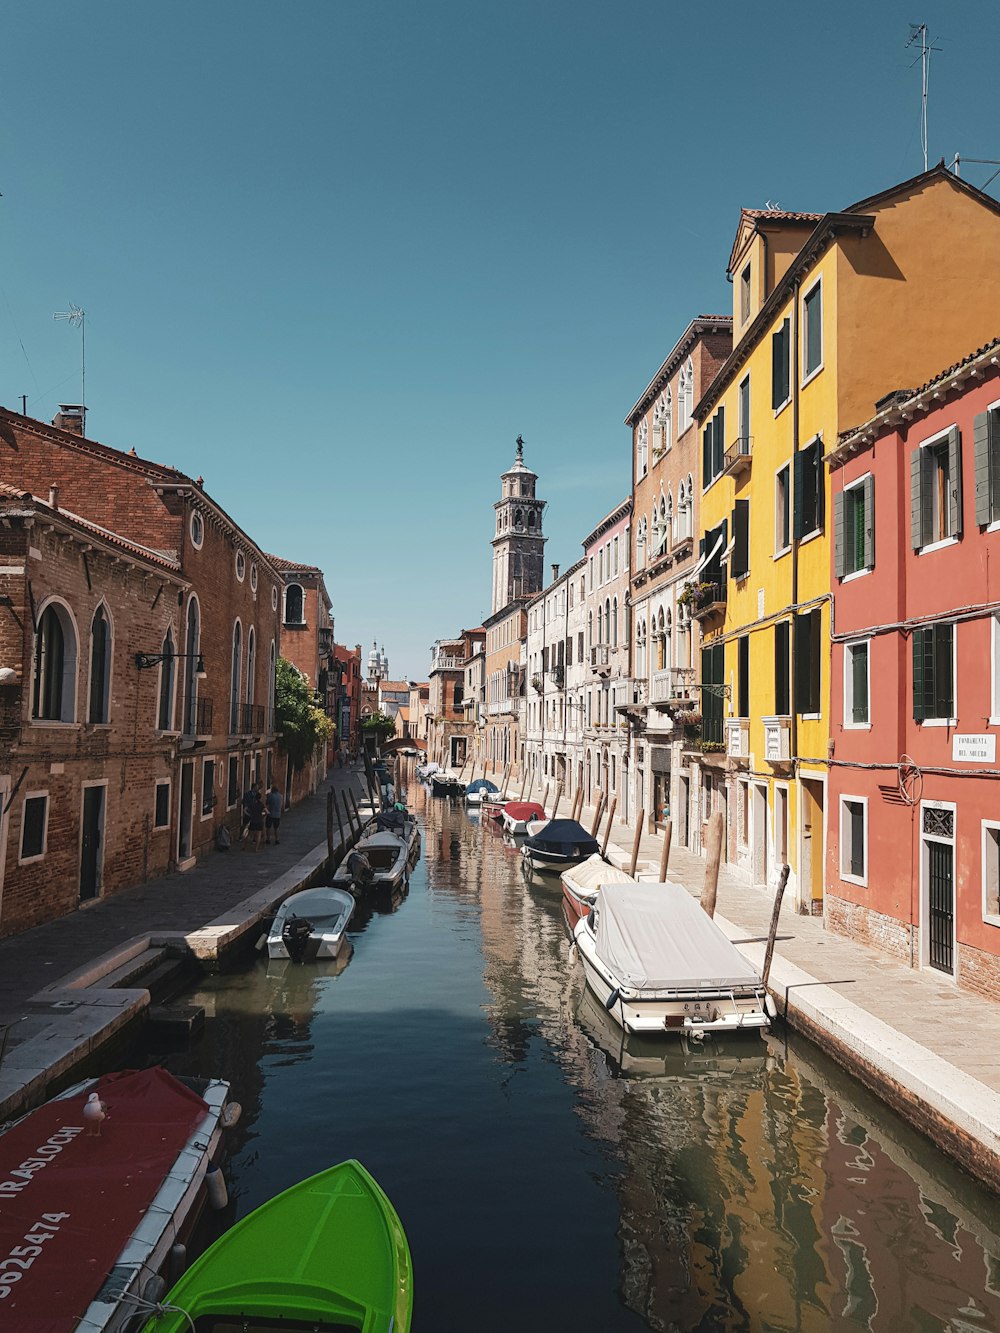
[2,1,996,678]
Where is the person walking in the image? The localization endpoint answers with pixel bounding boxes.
[265,783,283,844]
[243,782,265,852]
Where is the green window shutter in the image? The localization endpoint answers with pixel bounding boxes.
[738,635,749,717]
[733,499,750,579]
[910,448,924,549]
[772,328,783,409]
[862,475,875,569]
[834,490,846,578]
[934,624,954,718]
[947,426,963,538]
[809,609,821,714]
[774,621,790,716]
[974,411,991,526]
[792,450,805,539]
[813,441,825,530]
[852,644,868,723]
[912,628,926,721]
[702,426,711,487]
[713,407,725,479]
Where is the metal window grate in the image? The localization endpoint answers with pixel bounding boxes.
[922,807,953,838]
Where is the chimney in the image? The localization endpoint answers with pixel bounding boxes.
[48,486,59,510]
[551,563,560,580]
[53,404,86,436]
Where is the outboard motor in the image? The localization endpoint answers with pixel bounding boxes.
[347,850,375,891]
[281,914,313,964]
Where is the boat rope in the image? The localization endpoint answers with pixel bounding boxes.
[119,1289,197,1331]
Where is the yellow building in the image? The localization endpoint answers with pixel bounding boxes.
[692,165,1000,911]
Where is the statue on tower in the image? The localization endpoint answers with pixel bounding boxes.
[515,434,524,463]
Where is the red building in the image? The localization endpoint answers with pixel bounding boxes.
[332,643,363,755]
[826,339,1000,996]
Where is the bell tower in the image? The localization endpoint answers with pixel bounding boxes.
[491,435,546,615]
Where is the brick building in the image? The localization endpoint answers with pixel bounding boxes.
[427,630,484,769]
[332,643,363,754]
[0,405,283,934]
[270,556,336,803]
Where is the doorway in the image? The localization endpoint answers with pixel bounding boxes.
[752,782,769,886]
[678,775,690,848]
[178,761,195,862]
[80,784,106,902]
[799,777,825,911]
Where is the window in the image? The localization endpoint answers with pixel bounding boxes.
[190,511,204,548]
[228,756,239,809]
[271,585,278,611]
[701,643,724,745]
[984,823,1000,922]
[235,550,246,581]
[972,405,1000,527]
[182,596,201,737]
[802,280,823,380]
[577,631,584,661]
[912,428,962,549]
[774,622,790,715]
[154,781,170,829]
[88,605,111,724]
[613,536,619,575]
[738,374,751,445]
[230,621,243,732]
[994,615,1000,721]
[678,358,694,435]
[794,608,821,715]
[653,388,671,454]
[702,406,725,487]
[202,760,216,817]
[157,629,176,731]
[737,635,749,718]
[32,602,77,722]
[772,317,791,410]
[636,418,648,478]
[250,562,258,592]
[732,499,749,580]
[845,640,870,725]
[284,583,305,625]
[793,438,824,538]
[912,623,955,721]
[835,475,874,577]
[840,797,867,884]
[20,794,48,861]
[740,264,751,325]
[775,465,791,553]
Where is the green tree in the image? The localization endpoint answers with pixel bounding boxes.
[362,711,397,744]
[275,657,334,770]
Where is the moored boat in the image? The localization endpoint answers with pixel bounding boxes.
[430,770,464,797]
[267,885,356,962]
[373,806,421,862]
[0,1067,236,1333]
[332,829,410,894]
[500,800,546,836]
[464,778,499,806]
[561,852,635,927]
[573,881,774,1036]
[139,1159,412,1333]
[521,817,600,872]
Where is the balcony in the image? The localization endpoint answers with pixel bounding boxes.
[762,715,792,765]
[650,666,698,707]
[318,627,334,657]
[725,717,749,759]
[723,435,752,479]
[590,644,611,677]
[229,700,266,736]
[431,656,462,671]
[686,580,727,623]
[549,665,565,689]
[181,694,213,738]
[489,697,519,716]
[611,677,647,711]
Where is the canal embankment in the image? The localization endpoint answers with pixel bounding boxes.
[483,765,1000,1192]
[0,763,375,1120]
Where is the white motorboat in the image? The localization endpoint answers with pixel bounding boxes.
[332,829,410,893]
[372,806,421,862]
[573,881,774,1036]
[499,801,546,836]
[464,778,499,806]
[415,761,439,782]
[561,853,634,927]
[0,1068,237,1332]
[267,885,356,961]
[430,770,465,797]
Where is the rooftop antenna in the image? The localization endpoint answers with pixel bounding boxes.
[906,23,942,172]
[53,303,86,429]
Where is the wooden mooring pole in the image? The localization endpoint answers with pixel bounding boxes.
[628,810,645,878]
[761,864,791,989]
[658,820,673,882]
[701,811,725,918]
[326,789,335,860]
[600,797,617,859]
[551,781,563,819]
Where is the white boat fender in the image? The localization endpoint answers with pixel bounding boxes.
[604,987,621,1012]
[220,1100,242,1130]
[168,1243,187,1283]
[205,1161,229,1210]
[765,993,778,1020]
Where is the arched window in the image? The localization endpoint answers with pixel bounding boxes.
[636,618,647,679]
[183,596,200,735]
[604,599,611,650]
[32,601,77,722]
[678,357,694,434]
[656,606,667,671]
[230,621,242,732]
[514,508,523,527]
[653,387,672,454]
[528,510,535,528]
[283,583,304,625]
[246,627,256,706]
[269,640,276,722]
[612,597,618,648]
[88,604,111,724]
[636,418,648,478]
[588,610,593,650]
[157,629,175,731]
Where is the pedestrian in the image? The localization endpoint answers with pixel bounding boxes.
[265,783,283,844]
[243,782,265,852]
[240,783,256,841]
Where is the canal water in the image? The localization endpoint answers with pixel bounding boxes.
[150,775,1000,1332]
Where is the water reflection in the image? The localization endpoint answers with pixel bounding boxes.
[140,769,1000,1332]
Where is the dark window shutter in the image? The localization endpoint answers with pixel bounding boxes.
[850,804,864,877]
[813,441,825,530]
[738,635,750,718]
[733,499,750,579]
[974,411,992,526]
[934,624,954,718]
[713,407,725,478]
[851,644,868,722]
[772,321,789,410]
[912,628,926,721]
[702,426,711,487]
[774,622,790,715]
[793,450,805,538]
[809,609,821,713]
[834,490,846,578]
[794,614,806,714]
[910,449,924,549]
[862,475,875,569]
[947,426,963,538]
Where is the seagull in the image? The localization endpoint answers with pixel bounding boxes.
[83,1091,108,1135]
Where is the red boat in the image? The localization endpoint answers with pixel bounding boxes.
[500,801,546,836]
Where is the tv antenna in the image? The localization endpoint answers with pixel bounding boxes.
[53,302,87,425]
[906,23,942,172]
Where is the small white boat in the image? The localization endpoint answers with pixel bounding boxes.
[267,886,356,961]
[332,829,410,893]
[500,801,546,836]
[372,806,420,862]
[431,771,465,797]
[464,778,499,806]
[574,881,774,1036]
[0,1068,236,1332]
[561,853,634,927]
[416,761,439,782]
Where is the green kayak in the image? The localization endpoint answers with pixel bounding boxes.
[140,1159,412,1333]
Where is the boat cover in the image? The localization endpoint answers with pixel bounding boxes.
[375,808,408,833]
[592,882,763,991]
[278,886,354,927]
[564,853,634,892]
[502,801,545,821]
[525,818,600,856]
[0,1067,209,1330]
[465,779,499,795]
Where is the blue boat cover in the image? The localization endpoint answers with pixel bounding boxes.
[525,818,600,856]
[466,779,499,795]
